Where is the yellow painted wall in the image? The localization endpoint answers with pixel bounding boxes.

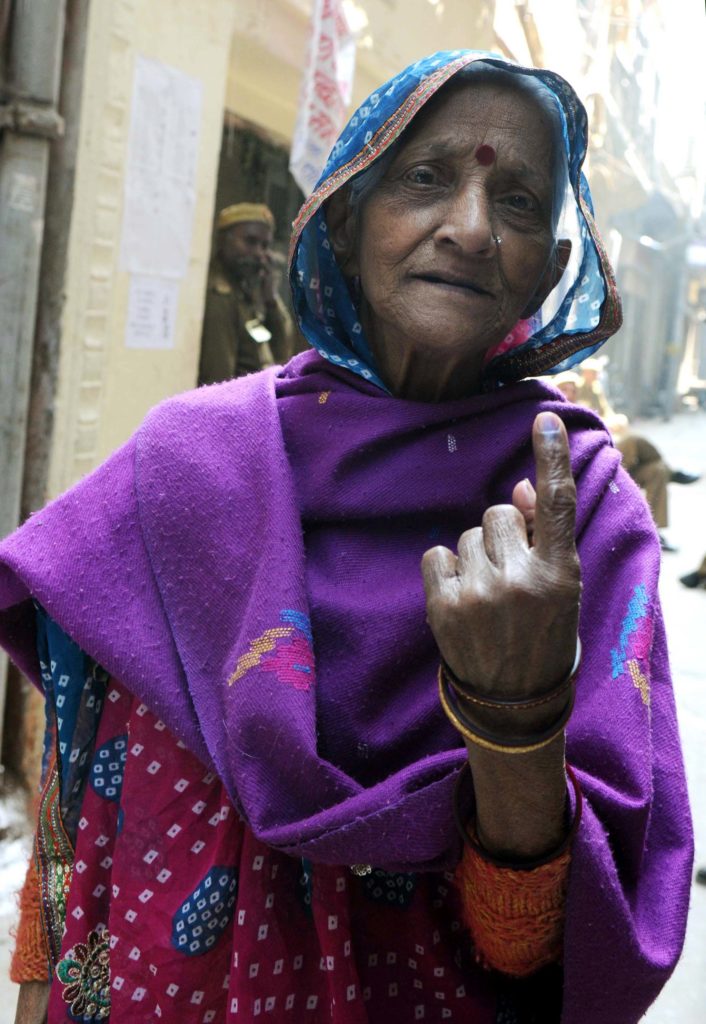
[47,0,236,498]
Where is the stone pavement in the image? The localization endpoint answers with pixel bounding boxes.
[636,408,706,1024]
[0,410,703,1023]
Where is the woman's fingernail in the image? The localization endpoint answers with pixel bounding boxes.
[538,412,561,435]
[520,477,536,501]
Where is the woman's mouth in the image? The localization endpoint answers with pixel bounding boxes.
[413,273,493,297]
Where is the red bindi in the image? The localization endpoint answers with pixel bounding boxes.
[475,144,496,166]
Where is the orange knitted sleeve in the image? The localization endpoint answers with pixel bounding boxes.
[454,838,570,978]
[10,853,51,983]
[11,746,75,983]
[453,764,581,978]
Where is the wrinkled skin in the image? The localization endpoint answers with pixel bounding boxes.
[329,78,580,861]
[14,981,48,1024]
[421,408,580,861]
[423,412,580,717]
[328,81,571,402]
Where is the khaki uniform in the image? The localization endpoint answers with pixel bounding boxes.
[615,433,670,528]
[575,379,613,419]
[198,268,294,385]
[575,373,672,529]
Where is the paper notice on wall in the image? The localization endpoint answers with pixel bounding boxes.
[125,275,179,349]
[120,55,202,279]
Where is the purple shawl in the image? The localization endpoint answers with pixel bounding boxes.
[0,350,692,1022]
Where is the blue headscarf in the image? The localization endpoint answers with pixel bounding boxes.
[289,50,621,392]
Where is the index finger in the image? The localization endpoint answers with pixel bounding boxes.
[531,411,577,562]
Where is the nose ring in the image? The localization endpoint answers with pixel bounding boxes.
[493,235,502,246]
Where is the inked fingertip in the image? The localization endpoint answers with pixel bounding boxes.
[537,411,562,436]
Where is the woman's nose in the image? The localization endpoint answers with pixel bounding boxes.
[436,185,495,255]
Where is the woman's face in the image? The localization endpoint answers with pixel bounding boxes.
[345,81,567,395]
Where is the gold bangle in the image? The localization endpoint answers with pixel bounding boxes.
[438,666,576,755]
[443,638,582,712]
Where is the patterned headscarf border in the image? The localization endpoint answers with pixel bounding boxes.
[288,50,622,392]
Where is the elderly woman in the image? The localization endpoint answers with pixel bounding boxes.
[1,51,691,1024]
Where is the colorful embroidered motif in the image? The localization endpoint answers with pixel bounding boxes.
[611,584,652,707]
[628,660,651,708]
[228,610,314,690]
[55,927,110,1020]
[36,753,74,968]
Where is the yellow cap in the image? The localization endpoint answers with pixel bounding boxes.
[216,203,275,231]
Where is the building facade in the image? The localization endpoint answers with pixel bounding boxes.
[0,0,702,771]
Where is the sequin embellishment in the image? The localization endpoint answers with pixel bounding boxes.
[55,927,110,1020]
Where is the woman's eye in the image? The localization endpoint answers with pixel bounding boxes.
[502,193,537,212]
[404,166,439,186]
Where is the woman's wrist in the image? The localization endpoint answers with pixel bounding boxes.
[463,735,570,862]
[438,647,579,861]
[455,760,582,868]
[15,982,50,1024]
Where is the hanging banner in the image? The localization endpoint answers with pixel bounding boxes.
[289,0,356,196]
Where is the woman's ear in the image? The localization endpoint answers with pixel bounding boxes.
[520,239,572,319]
[325,188,360,276]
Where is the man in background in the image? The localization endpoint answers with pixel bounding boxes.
[574,357,613,418]
[198,203,294,384]
[555,366,700,552]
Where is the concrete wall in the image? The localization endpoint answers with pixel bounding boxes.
[46,0,235,499]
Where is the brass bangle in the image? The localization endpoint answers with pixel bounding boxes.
[438,665,576,754]
[442,637,581,712]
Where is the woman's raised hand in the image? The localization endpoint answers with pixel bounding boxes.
[421,412,581,705]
